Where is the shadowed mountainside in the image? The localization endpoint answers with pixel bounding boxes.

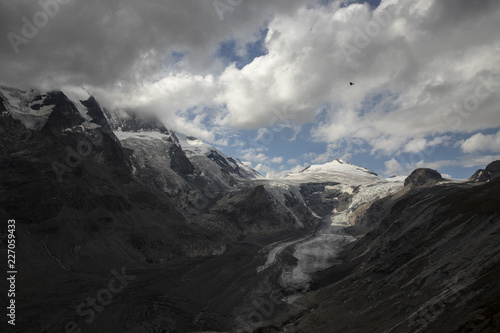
[1,86,499,333]
[271,167,500,333]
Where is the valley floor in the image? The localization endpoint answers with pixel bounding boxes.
[12,226,323,333]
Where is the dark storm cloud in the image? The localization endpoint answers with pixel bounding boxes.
[430,0,499,24]
[0,0,313,90]
[0,0,220,88]
[420,0,500,47]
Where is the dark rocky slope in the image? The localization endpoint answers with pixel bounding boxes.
[404,167,444,187]
[105,109,320,242]
[2,87,499,333]
[470,160,500,182]
[0,88,324,332]
[0,88,319,273]
[272,167,500,333]
[207,184,318,236]
[0,91,228,273]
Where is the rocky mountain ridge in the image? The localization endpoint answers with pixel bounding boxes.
[1,86,498,333]
[0,86,332,267]
[470,160,500,182]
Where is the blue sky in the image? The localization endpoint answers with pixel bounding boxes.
[194,0,500,178]
[1,0,499,179]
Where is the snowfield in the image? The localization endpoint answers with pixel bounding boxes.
[280,158,383,185]
[0,86,100,131]
[329,180,404,227]
[114,130,173,142]
[0,87,54,130]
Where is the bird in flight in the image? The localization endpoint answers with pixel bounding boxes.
[350,82,354,86]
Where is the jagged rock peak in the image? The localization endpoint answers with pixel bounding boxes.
[404,168,443,187]
[469,160,500,182]
[0,86,106,132]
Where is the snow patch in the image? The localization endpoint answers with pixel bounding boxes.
[176,134,215,157]
[114,130,172,142]
[62,87,92,121]
[385,175,407,182]
[329,180,403,227]
[176,133,261,179]
[0,87,54,130]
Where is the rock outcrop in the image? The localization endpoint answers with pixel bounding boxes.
[470,160,500,182]
[404,167,444,187]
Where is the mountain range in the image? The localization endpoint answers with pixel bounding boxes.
[0,86,499,332]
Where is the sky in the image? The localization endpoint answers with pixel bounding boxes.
[1,0,499,179]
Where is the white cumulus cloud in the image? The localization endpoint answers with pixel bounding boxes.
[461,130,500,154]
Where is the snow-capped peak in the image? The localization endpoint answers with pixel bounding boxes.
[175,133,261,179]
[301,159,377,175]
[0,86,100,131]
[282,159,382,185]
